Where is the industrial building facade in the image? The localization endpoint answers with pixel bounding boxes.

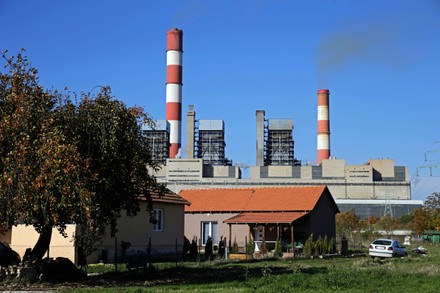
[147,103,420,220]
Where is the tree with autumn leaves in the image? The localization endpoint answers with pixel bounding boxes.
[409,192,440,235]
[336,193,440,242]
[0,51,165,261]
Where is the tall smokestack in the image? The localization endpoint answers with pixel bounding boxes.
[166,28,183,158]
[317,89,330,164]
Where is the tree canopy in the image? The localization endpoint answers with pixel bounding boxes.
[336,209,360,242]
[0,51,165,259]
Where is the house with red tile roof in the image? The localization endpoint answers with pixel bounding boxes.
[3,189,190,264]
[180,186,339,253]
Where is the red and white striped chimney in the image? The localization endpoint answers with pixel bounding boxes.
[317,89,330,164]
[166,28,183,158]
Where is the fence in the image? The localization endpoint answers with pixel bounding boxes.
[93,238,185,266]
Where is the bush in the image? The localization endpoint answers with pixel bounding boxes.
[322,235,329,255]
[274,239,282,257]
[246,239,254,255]
[304,234,314,257]
[231,238,239,254]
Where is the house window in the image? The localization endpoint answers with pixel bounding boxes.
[153,208,164,231]
[201,221,218,245]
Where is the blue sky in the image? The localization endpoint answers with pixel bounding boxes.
[2,0,440,200]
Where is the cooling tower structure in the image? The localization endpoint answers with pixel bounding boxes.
[142,120,170,165]
[265,119,296,166]
[166,28,183,158]
[255,110,300,166]
[197,120,229,165]
[185,106,231,165]
[317,89,330,164]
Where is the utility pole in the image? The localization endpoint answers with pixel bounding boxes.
[383,191,393,218]
[417,143,440,177]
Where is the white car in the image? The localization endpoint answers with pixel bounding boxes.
[369,239,407,259]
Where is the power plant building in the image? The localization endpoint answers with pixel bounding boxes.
[149,29,422,220]
[152,105,420,219]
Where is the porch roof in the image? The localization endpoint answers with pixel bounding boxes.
[223,211,308,225]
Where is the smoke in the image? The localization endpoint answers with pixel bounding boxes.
[316,24,402,87]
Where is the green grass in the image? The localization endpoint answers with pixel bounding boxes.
[4,244,440,292]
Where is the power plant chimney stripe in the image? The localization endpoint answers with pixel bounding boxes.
[317,134,330,149]
[169,120,181,143]
[166,28,183,159]
[166,65,182,84]
[317,150,330,161]
[166,84,182,103]
[317,120,330,133]
[166,103,182,121]
[167,28,183,51]
[317,106,329,121]
[167,51,182,65]
[169,144,180,159]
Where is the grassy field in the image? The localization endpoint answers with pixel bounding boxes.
[2,244,440,292]
[57,243,440,293]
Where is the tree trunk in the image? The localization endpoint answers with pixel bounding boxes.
[30,225,53,260]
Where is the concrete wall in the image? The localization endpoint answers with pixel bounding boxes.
[322,159,345,178]
[159,158,411,201]
[167,159,203,181]
[203,165,240,178]
[367,159,395,178]
[345,165,373,183]
[250,166,261,179]
[268,166,293,177]
[10,225,77,263]
[301,166,313,180]
[168,179,411,201]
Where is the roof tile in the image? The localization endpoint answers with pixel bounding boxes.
[180,186,326,212]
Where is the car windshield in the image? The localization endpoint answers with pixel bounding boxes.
[372,240,392,245]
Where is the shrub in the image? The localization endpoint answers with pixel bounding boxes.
[315,235,323,255]
[274,239,282,257]
[304,234,314,257]
[322,235,329,255]
[231,237,239,254]
[246,239,254,255]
